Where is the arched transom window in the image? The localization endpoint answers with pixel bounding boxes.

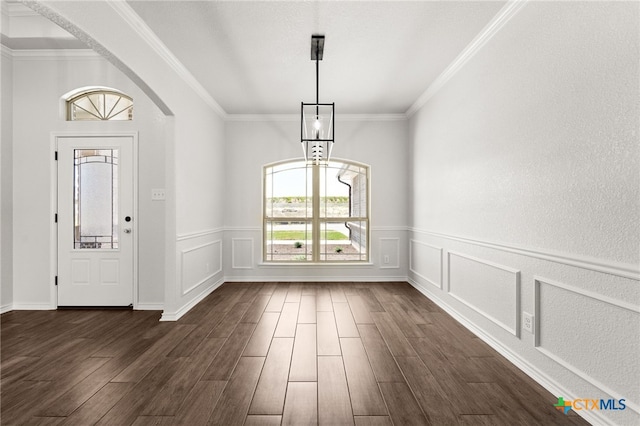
[264,159,369,262]
[67,89,133,121]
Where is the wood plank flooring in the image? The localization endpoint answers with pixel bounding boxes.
[1,282,588,425]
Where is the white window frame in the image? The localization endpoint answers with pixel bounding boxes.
[66,88,133,121]
[263,159,370,263]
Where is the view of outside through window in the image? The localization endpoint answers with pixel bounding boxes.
[264,160,368,262]
[68,91,133,121]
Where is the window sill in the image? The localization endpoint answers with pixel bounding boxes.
[258,262,374,267]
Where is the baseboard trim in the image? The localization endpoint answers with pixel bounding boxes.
[11,303,55,310]
[160,278,224,321]
[407,277,606,426]
[223,275,409,283]
[0,304,13,314]
[136,303,164,311]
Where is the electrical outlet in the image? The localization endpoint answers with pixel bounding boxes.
[523,312,534,333]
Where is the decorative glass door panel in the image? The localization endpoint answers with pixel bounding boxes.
[74,149,119,249]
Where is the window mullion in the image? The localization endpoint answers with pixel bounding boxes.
[312,163,320,262]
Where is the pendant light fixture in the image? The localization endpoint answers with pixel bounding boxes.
[301,34,334,164]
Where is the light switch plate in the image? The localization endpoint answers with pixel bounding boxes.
[151,188,165,201]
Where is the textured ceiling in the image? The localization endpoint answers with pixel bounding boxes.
[3,1,508,115]
[126,1,506,115]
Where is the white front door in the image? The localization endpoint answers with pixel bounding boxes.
[57,136,135,306]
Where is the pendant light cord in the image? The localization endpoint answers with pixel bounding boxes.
[315,43,320,118]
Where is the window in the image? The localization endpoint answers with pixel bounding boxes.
[67,89,133,121]
[264,159,369,262]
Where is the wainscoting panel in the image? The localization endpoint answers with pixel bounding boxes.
[181,240,222,295]
[448,251,520,336]
[167,229,224,320]
[225,228,408,281]
[379,237,400,269]
[232,238,254,269]
[408,228,640,424]
[409,240,442,289]
[535,277,640,413]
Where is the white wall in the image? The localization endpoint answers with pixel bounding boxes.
[10,51,167,308]
[1,46,13,313]
[224,117,409,281]
[31,0,228,319]
[408,2,639,425]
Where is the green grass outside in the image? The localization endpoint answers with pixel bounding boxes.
[268,230,347,240]
[269,196,349,204]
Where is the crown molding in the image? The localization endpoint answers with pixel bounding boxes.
[225,113,407,122]
[10,48,100,59]
[406,0,529,117]
[1,44,12,58]
[225,114,298,122]
[338,114,408,122]
[106,0,227,119]
[20,0,173,116]
[6,2,39,17]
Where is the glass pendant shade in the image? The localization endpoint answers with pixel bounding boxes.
[301,102,334,164]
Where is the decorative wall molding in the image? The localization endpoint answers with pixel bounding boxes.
[534,276,640,320]
[406,0,529,116]
[407,277,604,425]
[409,240,442,289]
[106,1,226,118]
[371,226,409,232]
[224,226,262,232]
[180,240,223,296]
[176,227,224,242]
[447,251,520,337]
[411,228,639,281]
[160,278,223,321]
[534,276,640,414]
[1,45,13,59]
[379,237,400,269]
[232,238,254,269]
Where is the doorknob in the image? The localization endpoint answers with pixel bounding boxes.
[124,228,132,234]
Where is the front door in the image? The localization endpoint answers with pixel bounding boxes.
[57,136,135,306]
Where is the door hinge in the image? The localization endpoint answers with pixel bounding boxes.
[55,276,58,286]
[54,213,58,223]
[54,151,58,161]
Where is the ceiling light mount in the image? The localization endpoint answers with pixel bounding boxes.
[310,34,324,60]
[301,34,334,164]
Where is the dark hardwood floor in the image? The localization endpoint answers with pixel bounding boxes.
[1,282,588,425]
